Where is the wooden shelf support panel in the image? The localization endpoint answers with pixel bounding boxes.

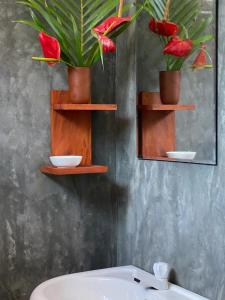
[50,90,92,166]
[40,165,108,175]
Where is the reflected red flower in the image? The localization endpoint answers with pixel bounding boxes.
[98,35,116,53]
[39,32,61,66]
[149,18,179,36]
[163,36,193,57]
[93,16,131,35]
[192,44,212,69]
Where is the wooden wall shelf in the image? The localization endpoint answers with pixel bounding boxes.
[138,92,196,159]
[40,165,108,176]
[40,90,117,176]
[138,104,195,111]
[141,157,176,161]
[54,103,118,111]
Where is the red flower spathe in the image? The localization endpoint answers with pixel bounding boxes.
[149,18,179,36]
[98,35,116,53]
[192,44,212,69]
[163,36,193,57]
[93,16,131,35]
[39,32,61,66]
[93,16,131,55]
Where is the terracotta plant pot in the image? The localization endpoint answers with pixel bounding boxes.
[160,71,181,104]
[68,67,91,103]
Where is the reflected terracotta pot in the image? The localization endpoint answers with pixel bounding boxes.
[160,71,181,104]
[68,67,91,103]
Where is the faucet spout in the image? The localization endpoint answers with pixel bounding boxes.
[133,263,170,291]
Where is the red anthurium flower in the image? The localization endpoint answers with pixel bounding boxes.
[163,36,193,57]
[149,18,179,36]
[98,35,116,53]
[192,44,213,69]
[39,32,61,66]
[93,16,131,35]
[93,16,131,57]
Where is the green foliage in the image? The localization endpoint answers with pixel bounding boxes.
[16,0,134,67]
[144,0,214,70]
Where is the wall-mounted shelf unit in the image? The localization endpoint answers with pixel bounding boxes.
[137,92,196,161]
[40,90,117,176]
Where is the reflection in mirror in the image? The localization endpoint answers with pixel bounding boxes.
[137,0,217,165]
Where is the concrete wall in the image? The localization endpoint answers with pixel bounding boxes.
[1,1,225,300]
[116,0,225,299]
[0,2,116,299]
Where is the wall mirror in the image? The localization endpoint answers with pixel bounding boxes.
[137,0,217,165]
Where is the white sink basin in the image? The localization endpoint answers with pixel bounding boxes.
[30,266,209,300]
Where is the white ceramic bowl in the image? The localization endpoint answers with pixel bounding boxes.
[166,151,196,160]
[49,156,82,167]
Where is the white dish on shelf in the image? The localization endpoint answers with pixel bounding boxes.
[166,151,196,160]
[49,156,82,167]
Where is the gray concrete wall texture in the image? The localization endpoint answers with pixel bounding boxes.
[0,2,116,299]
[0,0,225,300]
[116,0,225,299]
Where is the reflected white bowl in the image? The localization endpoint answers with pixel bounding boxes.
[166,151,196,160]
[50,156,82,167]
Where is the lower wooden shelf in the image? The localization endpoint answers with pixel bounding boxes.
[40,165,108,175]
[141,156,176,161]
[138,104,196,111]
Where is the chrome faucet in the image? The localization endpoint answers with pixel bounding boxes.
[133,262,170,290]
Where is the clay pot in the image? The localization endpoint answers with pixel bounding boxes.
[68,67,91,103]
[160,71,181,104]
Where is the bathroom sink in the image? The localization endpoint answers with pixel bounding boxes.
[30,266,208,300]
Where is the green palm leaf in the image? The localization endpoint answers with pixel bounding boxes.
[16,0,133,67]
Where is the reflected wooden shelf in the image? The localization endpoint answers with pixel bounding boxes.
[142,156,176,161]
[54,103,118,111]
[138,104,196,111]
[138,92,196,160]
[40,165,108,176]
